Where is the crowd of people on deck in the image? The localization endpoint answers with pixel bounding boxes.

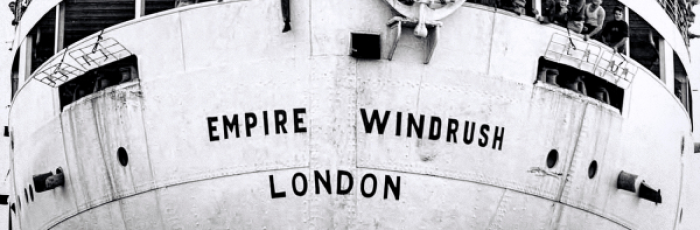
[474,0,629,53]
[473,0,628,105]
[470,0,634,106]
[538,1,620,106]
[472,0,697,51]
[537,0,628,53]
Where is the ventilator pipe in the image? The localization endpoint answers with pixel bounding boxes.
[45,172,64,190]
[616,170,637,193]
[32,167,64,193]
[639,182,662,204]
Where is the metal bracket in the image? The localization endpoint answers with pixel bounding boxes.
[386,17,441,64]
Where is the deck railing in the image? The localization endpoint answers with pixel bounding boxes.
[544,34,639,89]
[32,37,132,87]
[657,0,692,45]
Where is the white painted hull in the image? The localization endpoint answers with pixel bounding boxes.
[6,1,699,230]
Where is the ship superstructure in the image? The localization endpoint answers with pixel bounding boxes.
[2,0,700,229]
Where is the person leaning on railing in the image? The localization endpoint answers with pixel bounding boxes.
[539,0,570,27]
[501,0,527,15]
[581,0,605,41]
[176,0,197,7]
[600,6,628,53]
[538,0,585,29]
[567,0,586,33]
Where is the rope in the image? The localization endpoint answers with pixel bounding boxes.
[92,30,104,53]
[53,49,68,74]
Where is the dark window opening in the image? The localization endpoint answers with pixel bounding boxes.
[145,0,177,15]
[628,9,661,78]
[350,33,381,59]
[145,0,217,15]
[537,57,624,111]
[466,0,536,16]
[539,0,588,29]
[64,0,136,48]
[30,8,56,74]
[688,82,693,129]
[11,53,19,99]
[673,52,692,125]
[59,55,139,109]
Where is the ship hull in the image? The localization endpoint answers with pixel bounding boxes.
[7,1,697,229]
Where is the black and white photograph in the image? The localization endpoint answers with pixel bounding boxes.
[0,0,699,229]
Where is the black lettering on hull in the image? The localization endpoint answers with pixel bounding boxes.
[269,170,401,200]
[359,109,506,151]
[207,108,307,142]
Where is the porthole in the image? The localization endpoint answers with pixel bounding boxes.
[588,160,598,179]
[546,149,558,168]
[23,189,27,204]
[16,196,20,210]
[680,208,684,223]
[117,147,128,167]
[28,185,33,202]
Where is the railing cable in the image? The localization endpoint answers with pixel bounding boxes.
[92,30,104,54]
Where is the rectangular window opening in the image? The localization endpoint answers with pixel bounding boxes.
[30,8,56,74]
[537,57,625,111]
[64,0,136,48]
[628,9,661,78]
[145,0,216,16]
[673,52,691,117]
[467,0,536,17]
[11,53,19,100]
[58,55,139,109]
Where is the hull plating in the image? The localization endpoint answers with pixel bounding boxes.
[7,1,697,229]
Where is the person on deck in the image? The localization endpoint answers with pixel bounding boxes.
[601,6,629,53]
[567,0,586,33]
[502,0,527,15]
[581,0,605,41]
[540,0,585,29]
[176,0,197,7]
[541,0,570,27]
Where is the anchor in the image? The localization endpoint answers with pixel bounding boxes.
[384,0,465,64]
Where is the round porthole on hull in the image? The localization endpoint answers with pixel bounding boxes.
[588,160,598,179]
[546,150,558,168]
[117,147,128,167]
